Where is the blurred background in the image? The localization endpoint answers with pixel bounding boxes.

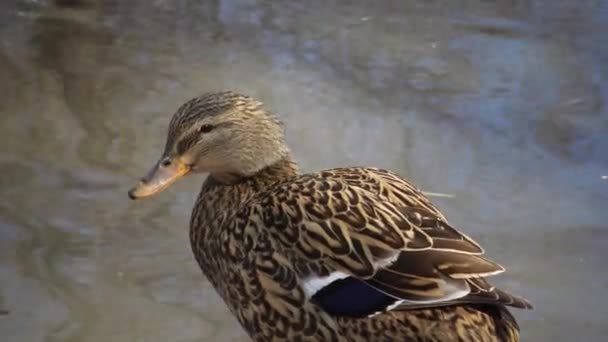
[0,0,606,341]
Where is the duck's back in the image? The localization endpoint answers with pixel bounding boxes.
[191,164,531,341]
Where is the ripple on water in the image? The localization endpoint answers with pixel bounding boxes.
[0,1,606,341]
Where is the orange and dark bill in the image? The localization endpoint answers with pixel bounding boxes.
[128,158,190,200]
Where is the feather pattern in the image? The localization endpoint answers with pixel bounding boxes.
[190,163,532,341]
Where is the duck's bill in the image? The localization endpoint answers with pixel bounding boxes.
[128,159,190,200]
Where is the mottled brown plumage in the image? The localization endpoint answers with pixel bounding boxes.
[129,91,532,341]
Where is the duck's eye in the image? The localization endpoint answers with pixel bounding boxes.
[199,124,214,133]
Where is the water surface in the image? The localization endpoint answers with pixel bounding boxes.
[0,0,607,341]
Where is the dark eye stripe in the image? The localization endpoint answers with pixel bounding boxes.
[175,121,236,154]
[176,134,198,154]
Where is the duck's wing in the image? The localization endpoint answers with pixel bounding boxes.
[226,168,530,325]
[328,167,533,310]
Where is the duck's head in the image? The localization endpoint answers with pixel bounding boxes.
[128,91,289,199]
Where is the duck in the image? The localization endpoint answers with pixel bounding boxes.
[128,91,532,341]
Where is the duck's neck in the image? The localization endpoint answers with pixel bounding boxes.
[197,157,301,220]
[189,156,299,282]
[208,156,300,188]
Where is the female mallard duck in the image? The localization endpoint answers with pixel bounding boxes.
[129,91,532,341]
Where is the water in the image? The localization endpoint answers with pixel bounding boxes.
[0,0,606,341]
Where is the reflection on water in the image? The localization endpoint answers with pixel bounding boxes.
[0,0,606,341]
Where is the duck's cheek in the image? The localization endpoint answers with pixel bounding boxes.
[191,153,230,173]
[189,159,212,173]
